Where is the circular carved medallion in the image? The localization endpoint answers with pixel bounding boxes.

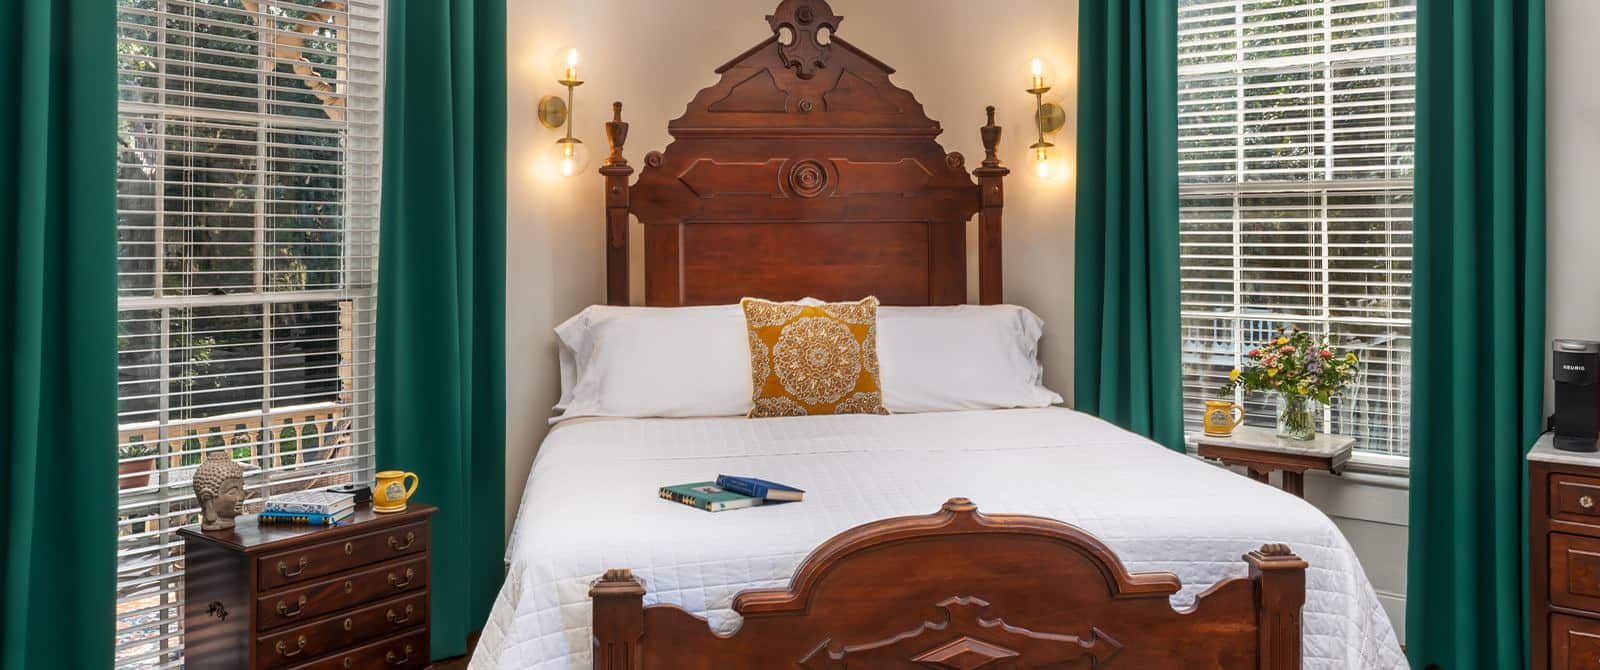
[789,159,828,198]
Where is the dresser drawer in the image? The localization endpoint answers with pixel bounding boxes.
[257,592,428,670]
[256,556,428,631]
[284,627,430,670]
[1552,533,1600,612]
[1554,474,1600,526]
[258,521,428,590]
[1554,614,1600,669]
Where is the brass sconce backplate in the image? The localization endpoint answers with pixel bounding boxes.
[538,95,569,129]
[1036,102,1065,135]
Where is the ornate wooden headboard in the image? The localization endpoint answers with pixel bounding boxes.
[600,0,1009,306]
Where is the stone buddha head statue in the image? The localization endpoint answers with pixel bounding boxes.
[192,452,246,531]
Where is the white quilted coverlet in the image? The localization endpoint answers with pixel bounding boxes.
[471,408,1405,669]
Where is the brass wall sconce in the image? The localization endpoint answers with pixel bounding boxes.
[538,48,588,177]
[1027,57,1065,180]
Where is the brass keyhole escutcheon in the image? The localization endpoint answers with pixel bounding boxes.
[342,659,353,669]
[1582,495,1594,509]
[344,580,354,594]
[343,617,353,631]
[344,541,354,555]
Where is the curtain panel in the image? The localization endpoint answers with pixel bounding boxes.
[377,0,508,659]
[0,1,118,668]
[1074,0,1184,451]
[1405,0,1547,668]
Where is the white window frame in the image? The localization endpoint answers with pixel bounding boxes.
[1177,0,1415,471]
[113,2,386,667]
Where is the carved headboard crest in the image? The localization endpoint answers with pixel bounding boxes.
[601,0,1009,307]
[766,0,843,79]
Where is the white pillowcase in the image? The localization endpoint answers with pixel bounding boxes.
[552,302,1061,422]
[876,304,1062,412]
[553,305,752,422]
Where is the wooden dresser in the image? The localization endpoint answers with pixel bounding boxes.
[179,504,436,670]
[1530,434,1600,669]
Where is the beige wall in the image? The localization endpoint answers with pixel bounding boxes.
[1547,0,1600,404]
[505,0,1080,531]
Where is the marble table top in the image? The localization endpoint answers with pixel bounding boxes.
[1527,432,1600,466]
[1193,425,1356,458]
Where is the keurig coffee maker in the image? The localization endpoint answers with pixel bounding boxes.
[1554,339,1600,452]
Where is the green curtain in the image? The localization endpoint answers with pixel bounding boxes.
[1074,0,1183,451]
[1406,0,1546,668]
[377,0,506,660]
[0,1,117,668]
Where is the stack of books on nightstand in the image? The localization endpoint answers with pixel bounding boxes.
[259,490,356,525]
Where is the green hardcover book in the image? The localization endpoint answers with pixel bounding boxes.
[658,481,763,512]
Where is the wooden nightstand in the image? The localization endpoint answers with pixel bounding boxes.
[179,504,436,670]
[1195,426,1354,498]
[1528,433,1600,669]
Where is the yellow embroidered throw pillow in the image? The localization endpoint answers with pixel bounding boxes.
[742,297,888,417]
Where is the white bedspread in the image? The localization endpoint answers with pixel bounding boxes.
[471,408,1405,669]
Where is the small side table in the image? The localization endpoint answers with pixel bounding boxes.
[1195,426,1354,498]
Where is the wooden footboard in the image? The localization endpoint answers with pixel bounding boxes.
[590,498,1307,669]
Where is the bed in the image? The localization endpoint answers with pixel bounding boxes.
[473,1,1405,667]
[473,410,1402,669]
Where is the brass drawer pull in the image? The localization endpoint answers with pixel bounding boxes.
[388,567,415,589]
[278,556,309,577]
[276,595,308,617]
[1582,495,1595,510]
[387,604,415,624]
[386,644,414,665]
[388,531,417,551]
[275,635,307,657]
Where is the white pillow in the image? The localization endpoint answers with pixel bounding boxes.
[877,305,1062,412]
[551,302,1061,422]
[553,304,752,422]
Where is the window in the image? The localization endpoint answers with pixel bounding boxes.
[1177,0,1415,461]
[114,1,385,666]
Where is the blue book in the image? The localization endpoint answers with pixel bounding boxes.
[715,475,804,502]
[257,509,354,526]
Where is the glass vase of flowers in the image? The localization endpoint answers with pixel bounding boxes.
[1219,327,1360,441]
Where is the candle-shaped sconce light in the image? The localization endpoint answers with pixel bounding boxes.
[538,47,590,178]
[1026,57,1066,180]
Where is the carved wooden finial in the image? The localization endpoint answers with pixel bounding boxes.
[604,101,629,167]
[942,497,978,513]
[590,567,647,597]
[1246,543,1308,571]
[766,0,842,79]
[979,106,1003,169]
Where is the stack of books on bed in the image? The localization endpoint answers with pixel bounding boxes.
[259,490,356,526]
[659,475,804,512]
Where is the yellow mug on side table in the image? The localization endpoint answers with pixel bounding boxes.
[1203,399,1245,437]
[374,470,419,513]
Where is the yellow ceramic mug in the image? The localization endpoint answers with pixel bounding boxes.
[374,470,419,513]
[1203,399,1245,437]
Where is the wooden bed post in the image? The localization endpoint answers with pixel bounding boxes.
[589,568,646,670]
[974,106,1009,305]
[1247,543,1308,670]
[601,102,633,306]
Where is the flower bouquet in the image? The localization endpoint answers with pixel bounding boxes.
[1218,327,1360,440]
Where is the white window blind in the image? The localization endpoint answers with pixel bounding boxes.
[114,1,385,667]
[1177,0,1415,459]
